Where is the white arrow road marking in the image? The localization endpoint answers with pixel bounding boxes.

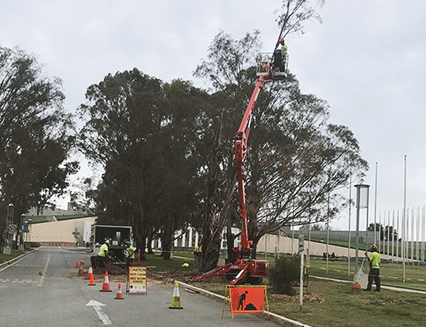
[86,300,112,325]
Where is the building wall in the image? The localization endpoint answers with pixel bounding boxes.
[28,217,96,247]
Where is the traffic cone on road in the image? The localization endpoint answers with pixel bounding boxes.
[100,271,112,292]
[78,263,84,276]
[169,281,183,309]
[88,273,96,286]
[86,264,93,280]
[114,284,124,300]
[75,260,79,268]
[80,257,84,267]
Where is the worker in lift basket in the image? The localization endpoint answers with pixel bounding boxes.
[279,38,288,58]
[273,38,288,72]
[98,239,112,268]
[364,244,381,292]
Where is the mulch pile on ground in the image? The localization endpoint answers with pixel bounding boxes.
[269,293,325,303]
[93,263,127,276]
[147,269,196,284]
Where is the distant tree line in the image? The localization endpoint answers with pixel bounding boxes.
[368,223,399,242]
[0,46,78,249]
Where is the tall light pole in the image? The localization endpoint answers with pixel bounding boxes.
[355,181,370,274]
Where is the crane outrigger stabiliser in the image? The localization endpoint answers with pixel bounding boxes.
[193,59,286,285]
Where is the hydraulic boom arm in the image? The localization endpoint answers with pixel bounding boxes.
[234,71,273,257]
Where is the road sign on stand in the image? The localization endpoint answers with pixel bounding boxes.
[127,266,147,294]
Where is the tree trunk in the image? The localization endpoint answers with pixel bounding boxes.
[146,229,154,254]
[201,113,222,271]
[226,210,233,262]
[202,170,237,271]
[161,210,174,260]
[133,206,148,261]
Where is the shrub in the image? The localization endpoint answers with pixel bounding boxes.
[268,255,307,295]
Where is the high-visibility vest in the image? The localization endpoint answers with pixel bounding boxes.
[127,245,135,259]
[98,243,108,257]
[282,44,288,56]
[370,252,380,269]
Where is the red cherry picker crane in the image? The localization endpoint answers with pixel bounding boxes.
[193,49,288,285]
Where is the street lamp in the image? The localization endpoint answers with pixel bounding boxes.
[354,181,370,274]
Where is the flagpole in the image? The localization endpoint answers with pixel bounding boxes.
[374,162,378,245]
[403,155,407,282]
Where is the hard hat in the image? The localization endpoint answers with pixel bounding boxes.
[370,244,377,250]
[182,263,189,268]
[279,38,284,43]
[126,241,130,246]
[105,240,110,244]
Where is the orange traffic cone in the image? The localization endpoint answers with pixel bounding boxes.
[75,260,79,268]
[88,273,96,286]
[100,271,112,292]
[86,264,93,280]
[114,284,124,300]
[78,263,84,276]
[169,281,183,309]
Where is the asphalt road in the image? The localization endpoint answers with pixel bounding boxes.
[0,247,280,326]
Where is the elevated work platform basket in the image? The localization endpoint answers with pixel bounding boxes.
[256,52,288,81]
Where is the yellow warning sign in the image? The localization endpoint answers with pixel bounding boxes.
[127,266,147,294]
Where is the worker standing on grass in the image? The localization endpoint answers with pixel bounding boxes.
[126,241,135,269]
[364,244,381,292]
[194,241,202,270]
[98,239,111,268]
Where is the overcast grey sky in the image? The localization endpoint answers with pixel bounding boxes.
[1,1,426,232]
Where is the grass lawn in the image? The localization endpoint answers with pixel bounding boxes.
[307,257,426,291]
[143,252,196,272]
[269,278,426,327]
[0,249,27,264]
